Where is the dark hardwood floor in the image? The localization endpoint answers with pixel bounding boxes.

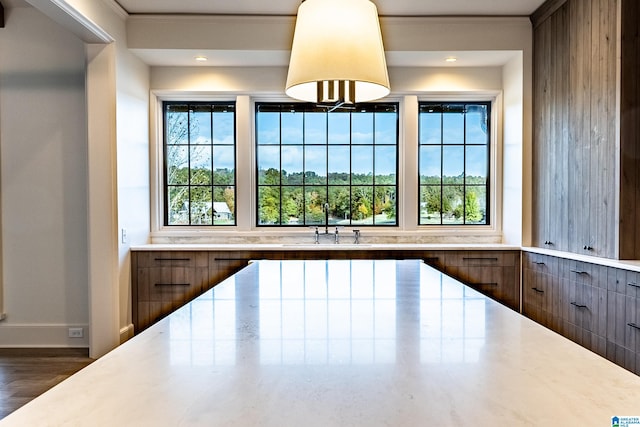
[0,348,93,419]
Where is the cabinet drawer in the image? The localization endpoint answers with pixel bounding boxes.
[524,252,557,275]
[137,266,208,303]
[422,251,445,270]
[136,251,208,268]
[209,252,252,286]
[607,292,639,352]
[617,270,640,298]
[523,269,549,313]
[464,265,519,311]
[444,251,513,267]
[562,260,607,289]
[566,283,607,337]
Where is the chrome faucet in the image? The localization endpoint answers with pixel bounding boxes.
[314,226,319,244]
[353,229,360,244]
[335,226,339,244]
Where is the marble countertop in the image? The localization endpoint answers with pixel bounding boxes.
[523,246,640,272]
[129,243,640,273]
[2,259,639,426]
[131,242,521,251]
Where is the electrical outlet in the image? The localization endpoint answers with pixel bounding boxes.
[121,228,127,244]
[68,328,83,338]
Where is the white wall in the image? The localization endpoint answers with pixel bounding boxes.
[0,1,150,355]
[502,54,525,246]
[115,45,150,342]
[0,6,89,347]
[44,0,151,352]
[149,65,507,243]
[59,0,151,353]
[145,15,531,245]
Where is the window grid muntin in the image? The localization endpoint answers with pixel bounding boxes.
[418,102,490,226]
[163,101,237,226]
[256,103,399,227]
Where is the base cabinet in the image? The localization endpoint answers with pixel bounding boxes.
[606,269,640,374]
[132,249,521,333]
[443,251,520,311]
[523,251,640,375]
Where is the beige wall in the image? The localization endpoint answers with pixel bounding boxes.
[0,1,150,356]
[0,6,89,346]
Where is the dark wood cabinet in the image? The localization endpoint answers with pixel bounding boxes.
[532,0,617,258]
[523,250,640,375]
[132,248,521,332]
[443,251,520,311]
[523,252,558,329]
[532,0,640,259]
[606,268,640,374]
[132,251,209,332]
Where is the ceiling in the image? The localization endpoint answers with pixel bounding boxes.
[9,0,544,67]
[119,0,543,67]
[114,0,546,17]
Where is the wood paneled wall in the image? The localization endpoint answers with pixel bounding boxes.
[619,0,640,259]
[533,1,570,253]
[532,0,639,259]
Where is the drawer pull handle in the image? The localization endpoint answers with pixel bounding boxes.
[476,282,499,287]
[570,269,588,275]
[463,257,498,261]
[628,323,640,331]
[212,258,252,262]
[531,287,544,294]
[544,241,553,245]
[534,262,545,265]
[570,302,588,309]
[627,283,640,289]
[155,283,191,287]
[424,257,439,263]
[154,258,191,262]
[583,245,593,251]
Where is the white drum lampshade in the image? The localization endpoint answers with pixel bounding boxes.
[285,0,390,105]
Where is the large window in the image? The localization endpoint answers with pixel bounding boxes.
[163,102,236,226]
[419,102,490,225]
[256,103,398,226]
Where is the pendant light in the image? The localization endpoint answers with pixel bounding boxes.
[285,0,390,107]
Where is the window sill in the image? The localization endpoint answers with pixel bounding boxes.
[149,227,503,245]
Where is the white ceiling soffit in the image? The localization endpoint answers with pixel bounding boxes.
[114,0,546,17]
[131,49,521,68]
[25,0,113,43]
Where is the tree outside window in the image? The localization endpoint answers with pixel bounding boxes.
[256,103,398,227]
[164,102,236,226]
[419,102,490,225]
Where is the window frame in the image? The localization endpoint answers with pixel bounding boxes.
[150,93,501,240]
[254,102,400,228]
[162,100,238,227]
[418,101,492,226]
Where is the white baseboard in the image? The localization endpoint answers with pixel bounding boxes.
[0,323,90,348]
[119,323,134,344]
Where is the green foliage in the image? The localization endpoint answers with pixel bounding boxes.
[258,187,280,224]
[260,168,280,185]
[165,110,236,225]
[420,177,485,224]
[255,168,398,226]
[465,191,483,222]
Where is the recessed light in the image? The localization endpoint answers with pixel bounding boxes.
[194,56,208,62]
[445,57,458,63]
